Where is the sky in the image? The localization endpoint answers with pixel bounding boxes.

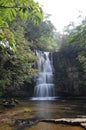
[35,0,86,32]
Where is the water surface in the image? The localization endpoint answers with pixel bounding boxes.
[24,122,84,130]
[28,99,86,119]
[24,99,86,130]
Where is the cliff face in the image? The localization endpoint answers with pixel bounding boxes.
[53,49,86,97]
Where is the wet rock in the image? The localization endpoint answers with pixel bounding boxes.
[81,123,86,128]
[14,118,40,130]
[41,118,86,129]
[2,99,19,108]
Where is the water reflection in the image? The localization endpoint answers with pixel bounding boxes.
[33,101,54,119]
[29,99,86,119]
[23,99,86,130]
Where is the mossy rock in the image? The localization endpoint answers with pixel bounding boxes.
[2,99,19,108]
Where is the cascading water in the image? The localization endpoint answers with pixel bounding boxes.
[33,50,55,100]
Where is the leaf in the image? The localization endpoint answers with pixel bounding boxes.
[19,9,28,21]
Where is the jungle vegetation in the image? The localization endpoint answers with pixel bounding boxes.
[0,0,86,97]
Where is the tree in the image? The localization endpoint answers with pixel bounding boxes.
[0,17,38,97]
[25,19,58,51]
[53,17,86,96]
[0,0,43,50]
[0,0,44,97]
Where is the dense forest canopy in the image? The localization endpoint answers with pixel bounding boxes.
[0,0,86,97]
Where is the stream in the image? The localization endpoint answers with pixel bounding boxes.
[19,99,86,130]
[0,98,86,130]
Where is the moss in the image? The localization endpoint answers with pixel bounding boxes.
[0,124,13,130]
[23,108,31,113]
[13,108,34,120]
[0,101,33,130]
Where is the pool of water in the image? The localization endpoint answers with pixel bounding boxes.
[22,99,86,130]
[0,98,86,130]
[24,122,84,130]
[27,99,86,119]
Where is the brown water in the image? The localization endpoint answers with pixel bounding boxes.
[27,99,86,119]
[18,99,86,130]
[0,99,86,130]
[24,122,84,130]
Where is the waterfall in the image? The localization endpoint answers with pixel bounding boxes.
[33,50,55,100]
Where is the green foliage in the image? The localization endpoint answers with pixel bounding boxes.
[0,0,43,22]
[62,18,86,73]
[0,17,38,96]
[0,0,44,51]
[25,20,58,51]
[0,17,8,28]
[78,53,86,72]
[54,18,86,96]
[0,18,16,51]
[0,0,44,97]
[10,20,38,85]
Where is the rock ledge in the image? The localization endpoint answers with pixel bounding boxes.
[41,118,86,129]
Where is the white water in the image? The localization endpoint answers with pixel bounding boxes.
[33,51,54,100]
